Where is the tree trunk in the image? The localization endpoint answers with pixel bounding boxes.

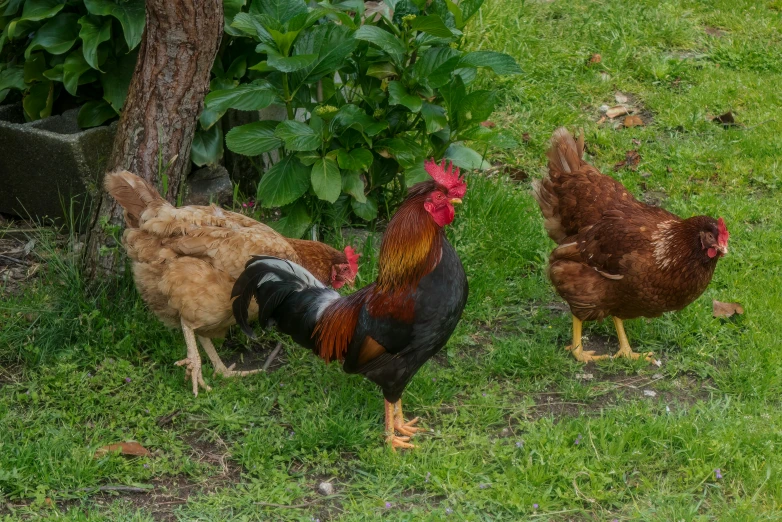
[84,0,223,280]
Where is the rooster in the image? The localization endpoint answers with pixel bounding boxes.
[533,128,729,363]
[105,171,359,395]
[232,160,468,449]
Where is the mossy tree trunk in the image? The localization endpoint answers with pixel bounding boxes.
[84,0,223,281]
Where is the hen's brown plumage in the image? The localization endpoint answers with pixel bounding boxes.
[106,170,357,395]
[533,128,729,362]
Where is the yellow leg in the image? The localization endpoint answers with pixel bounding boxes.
[566,316,608,363]
[393,399,420,437]
[198,336,262,378]
[612,317,656,362]
[385,399,414,450]
[174,320,211,396]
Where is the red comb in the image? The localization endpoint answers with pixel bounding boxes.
[344,246,360,276]
[424,158,467,198]
[717,217,729,246]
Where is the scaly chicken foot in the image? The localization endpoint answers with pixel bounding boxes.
[393,400,420,437]
[611,318,656,363]
[176,321,211,396]
[566,316,609,363]
[198,336,263,378]
[385,399,415,450]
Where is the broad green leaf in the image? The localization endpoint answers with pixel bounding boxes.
[274,119,320,151]
[341,170,366,203]
[457,90,495,127]
[84,0,145,50]
[442,0,464,29]
[330,104,387,137]
[2,0,25,17]
[191,125,224,167]
[0,66,24,92]
[19,0,65,22]
[375,137,425,169]
[253,0,308,24]
[311,156,341,203]
[459,0,484,23]
[223,0,246,36]
[62,49,91,95]
[24,52,47,82]
[205,80,278,112]
[25,12,80,58]
[22,79,53,120]
[225,120,282,156]
[297,151,321,166]
[257,155,311,208]
[101,49,137,111]
[387,81,422,113]
[459,51,522,75]
[410,15,453,38]
[366,62,397,79]
[336,148,373,171]
[290,23,356,87]
[231,12,275,45]
[269,200,311,238]
[43,64,63,81]
[6,18,39,40]
[439,75,466,122]
[77,99,116,128]
[266,50,317,73]
[444,143,489,170]
[78,15,112,70]
[351,195,378,221]
[420,102,447,133]
[354,25,404,65]
[225,56,247,79]
[413,46,460,88]
[404,162,431,185]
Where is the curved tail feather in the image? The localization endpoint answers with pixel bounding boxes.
[231,256,340,348]
[104,170,167,228]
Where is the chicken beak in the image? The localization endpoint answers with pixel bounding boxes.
[717,244,728,255]
[450,198,462,205]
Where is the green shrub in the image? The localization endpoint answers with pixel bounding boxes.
[205,0,521,234]
[0,0,144,125]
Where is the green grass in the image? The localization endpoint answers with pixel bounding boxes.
[3,0,782,519]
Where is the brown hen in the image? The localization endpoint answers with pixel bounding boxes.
[106,171,359,395]
[533,128,729,363]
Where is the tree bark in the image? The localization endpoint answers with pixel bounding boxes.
[84,0,223,280]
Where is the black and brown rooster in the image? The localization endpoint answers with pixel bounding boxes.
[232,160,468,449]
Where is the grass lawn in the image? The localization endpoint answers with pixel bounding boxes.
[3,0,782,520]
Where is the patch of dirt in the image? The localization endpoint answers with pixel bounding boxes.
[0,217,45,297]
[219,336,287,373]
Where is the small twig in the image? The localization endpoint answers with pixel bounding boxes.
[75,485,151,494]
[254,500,316,509]
[0,254,30,266]
[262,342,283,372]
[157,409,182,427]
[572,472,597,504]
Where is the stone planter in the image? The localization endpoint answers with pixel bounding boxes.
[0,104,116,228]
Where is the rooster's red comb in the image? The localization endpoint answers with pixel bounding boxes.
[344,246,360,276]
[425,158,467,199]
[717,217,729,246]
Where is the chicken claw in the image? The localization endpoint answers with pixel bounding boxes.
[612,318,658,364]
[386,434,416,450]
[175,357,211,396]
[198,336,263,379]
[566,344,609,363]
[393,400,420,437]
[385,399,419,451]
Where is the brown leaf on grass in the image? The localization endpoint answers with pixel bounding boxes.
[704,26,726,37]
[614,150,641,171]
[505,166,529,182]
[480,121,496,128]
[95,441,151,459]
[614,92,629,104]
[522,132,531,142]
[713,300,744,318]
[589,53,602,64]
[597,116,606,124]
[606,105,631,119]
[713,111,737,127]
[624,115,644,128]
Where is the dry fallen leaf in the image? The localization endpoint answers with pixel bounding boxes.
[713,300,744,318]
[614,150,641,171]
[606,105,631,119]
[480,120,496,128]
[597,116,606,124]
[589,53,602,64]
[95,441,151,459]
[624,115,644,128]
[713,111,737,127]
[522,132,531,142]
[643,389,657,397]
[614,92,629,104]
